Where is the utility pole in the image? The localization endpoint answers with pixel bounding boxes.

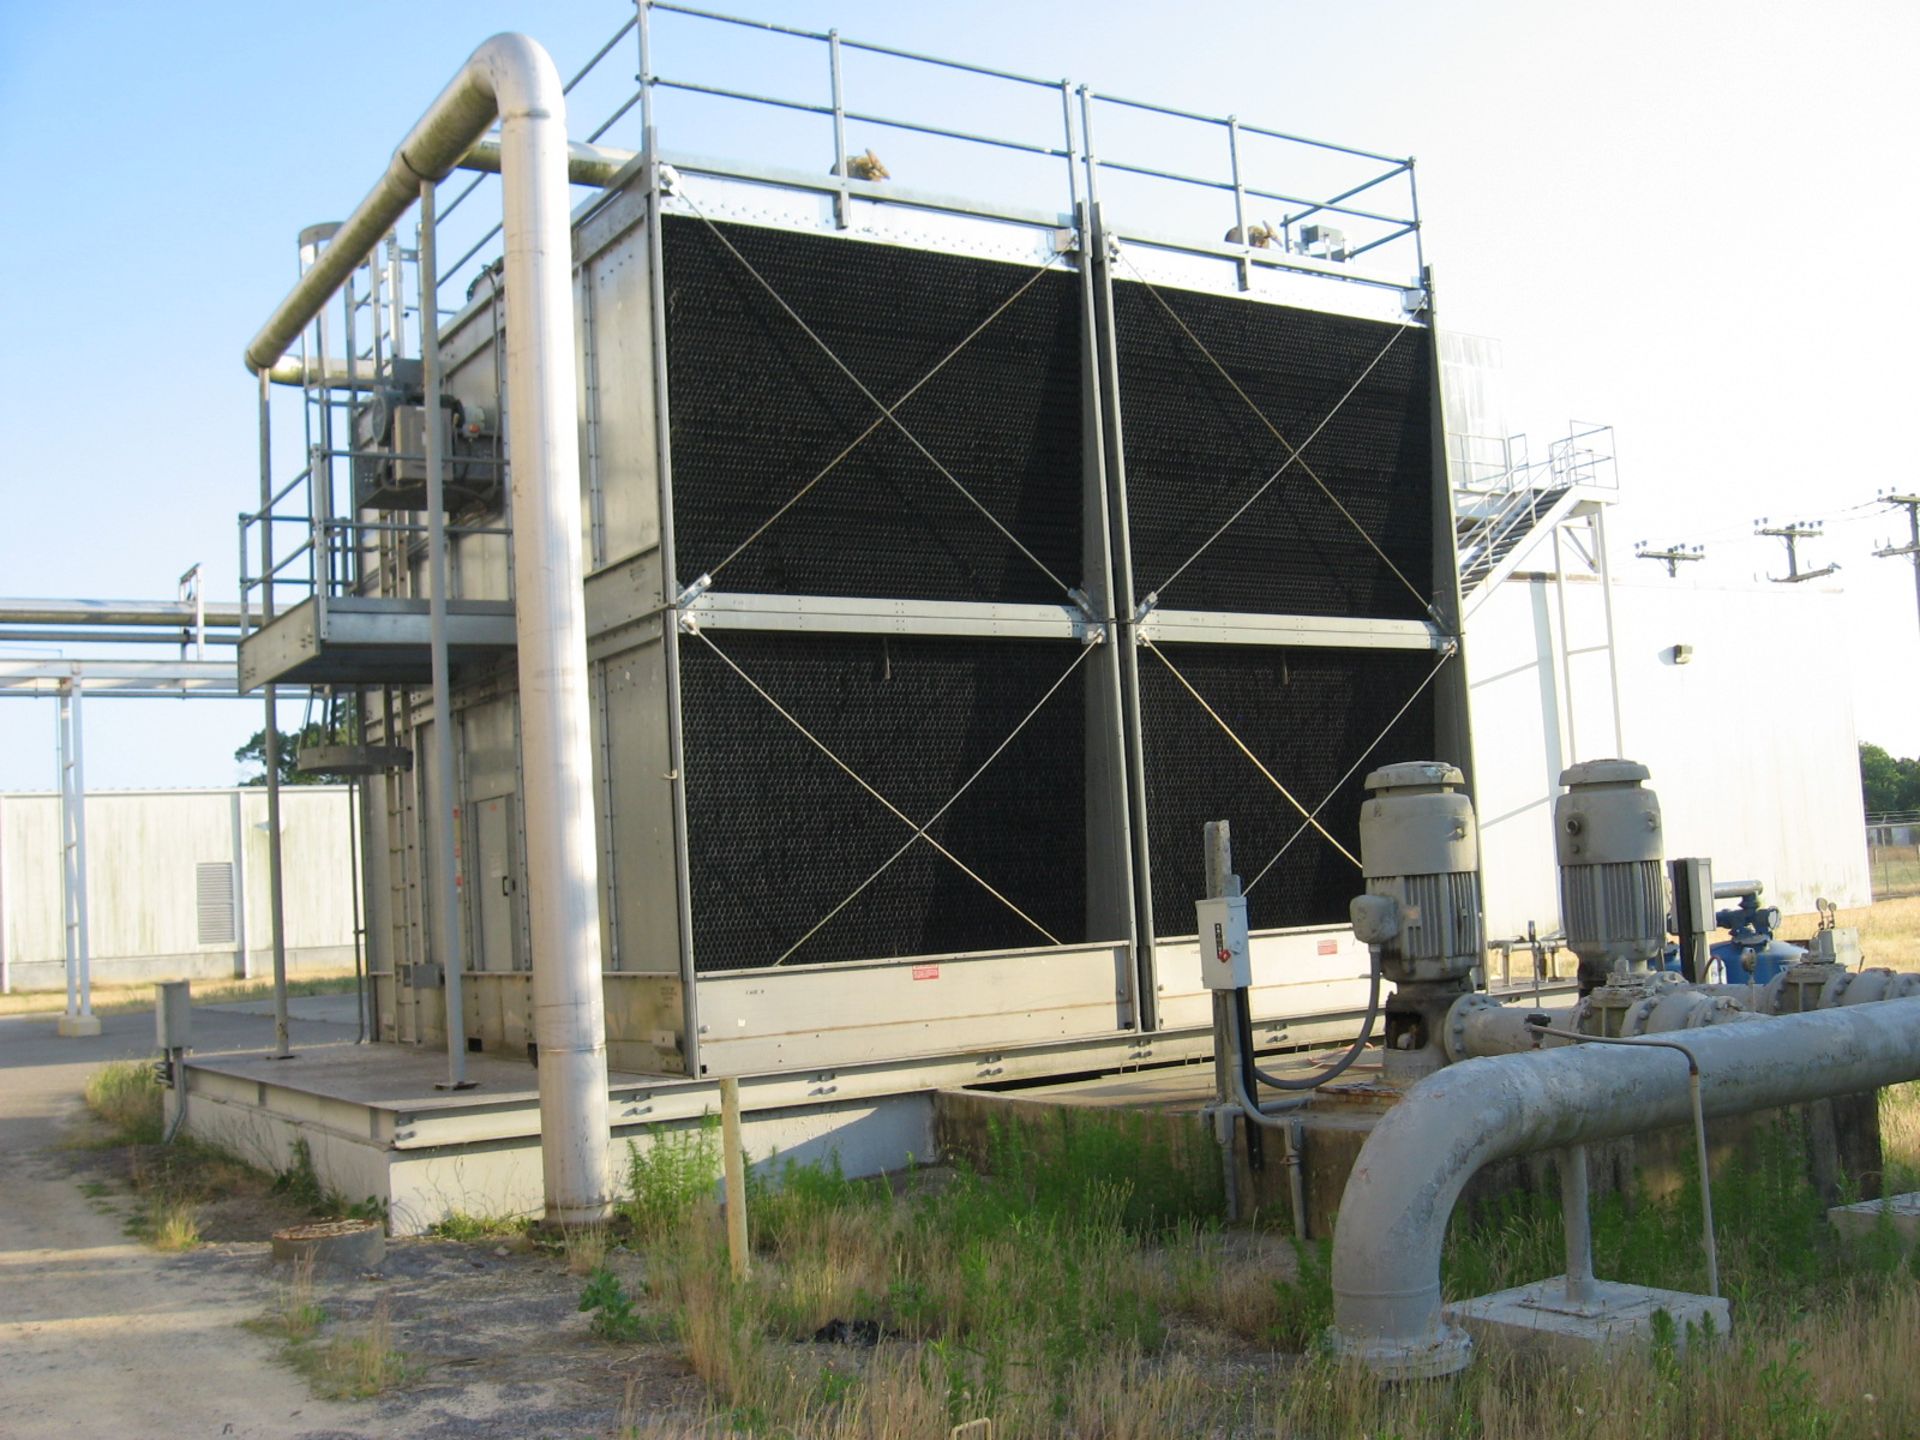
[1754,518,1839,584]
[1872,492,1920,633]
[1633,540,1705,578]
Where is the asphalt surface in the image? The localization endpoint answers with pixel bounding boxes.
[0,1000,380,1439]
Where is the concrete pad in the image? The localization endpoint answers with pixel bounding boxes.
[53,1014,102,1038]
[1828,1191,1920,1249]
[1447,1276,1730,1363]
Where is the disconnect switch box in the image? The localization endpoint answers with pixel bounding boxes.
[1195,895,1251,991]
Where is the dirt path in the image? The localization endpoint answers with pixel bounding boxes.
[0,1012,376,1440]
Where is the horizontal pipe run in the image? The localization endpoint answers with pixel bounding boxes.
[0,599,246,629]
[1331,996,1920,1378]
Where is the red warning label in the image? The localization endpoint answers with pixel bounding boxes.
[1317,939,1339,956]
[912,965,941,981]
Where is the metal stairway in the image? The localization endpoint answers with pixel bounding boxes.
[1453,423,1616,599]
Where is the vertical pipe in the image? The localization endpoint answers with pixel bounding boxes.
[720,1076,749,1279]
[1560,1144,1593,1302]
[230,788,251,980]
[1593,509,1626,757]
[264,686,290,1057]
[493,44,614,1222]
[347,777,366,1044]
[419,179,470,1090]
[258,371,275,624]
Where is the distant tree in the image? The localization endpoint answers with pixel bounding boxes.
[235,722,337,787]
[1860,741,1920,817]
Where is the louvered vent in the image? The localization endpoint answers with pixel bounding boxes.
[196,861,236,945]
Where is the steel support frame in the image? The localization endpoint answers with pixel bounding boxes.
[55,679,93,1030]
[1081,195,1473,1031]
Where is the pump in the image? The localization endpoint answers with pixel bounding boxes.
[1348,761,1483,1083]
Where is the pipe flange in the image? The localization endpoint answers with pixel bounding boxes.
[1327,1324,1473,1382]
[1443,992,1499,1065]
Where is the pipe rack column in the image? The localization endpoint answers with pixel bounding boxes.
[1560,1144,1593,1303]
[264,685,291,1057]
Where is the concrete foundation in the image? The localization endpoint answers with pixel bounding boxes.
[180,1041,935,1234]
[54,1013,102,1037]
[1447,1276,1731,1362]
[1828,1191,1920,1251]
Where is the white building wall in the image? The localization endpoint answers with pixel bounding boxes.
[0,786,359,992]
[1468,566,1869,937]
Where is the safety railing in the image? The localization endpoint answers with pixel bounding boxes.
[418,0,1425,305]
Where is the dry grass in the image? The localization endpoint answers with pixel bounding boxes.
[297,1299,413,1400]
[564,1223,610,1277]
[83,1060,165,1145]
[1783,894,1920,971]
[259,1255,328,1342]
[143,1196,201,1251]
[594,1086,1920,1440]
[0,971,359,1017]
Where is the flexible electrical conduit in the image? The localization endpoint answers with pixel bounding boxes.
[243,34,613,1225]
[1331,994,1920,1379]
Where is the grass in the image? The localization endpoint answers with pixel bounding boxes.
[0,971,360,1017]
[1782,894,1920,971]
[82,1066,387,1249]
[84,1060,165,1145]
[579,1088,1920,1439]
[288,1299,415,1400]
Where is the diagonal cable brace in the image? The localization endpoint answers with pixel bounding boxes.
[691,629,1089,962]
[678,188,1081,605]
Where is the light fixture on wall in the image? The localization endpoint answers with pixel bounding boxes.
[1668,643,1694,666]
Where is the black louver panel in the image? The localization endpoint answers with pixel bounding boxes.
[663,216,1084,604]
[1138,644,1438,935]
[680,632,1087,971]
[1114,282,1434,619]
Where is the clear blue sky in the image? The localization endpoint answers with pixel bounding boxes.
[2,0,1915,789]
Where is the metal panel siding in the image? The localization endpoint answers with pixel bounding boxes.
[661,216,1084,604]
[1112,281,1434,619]
[679,632,1087,971]
[1137,644,1437,935]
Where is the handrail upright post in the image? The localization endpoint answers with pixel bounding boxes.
[828,30,850,228]
[1227,115,1250,290]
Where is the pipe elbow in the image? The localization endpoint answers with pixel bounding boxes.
[475,32,566,123]
[1329,1063,1520,1376]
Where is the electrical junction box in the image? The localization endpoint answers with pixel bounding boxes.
[154,980,192,1051]
[1195,895,1251,990]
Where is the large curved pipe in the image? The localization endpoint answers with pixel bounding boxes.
[1332,995,1920,1378]
[243,34,612,1225]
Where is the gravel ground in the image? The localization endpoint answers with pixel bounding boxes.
[0,1005,700,1440]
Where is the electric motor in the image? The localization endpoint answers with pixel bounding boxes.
[1352,761,1482,983]
[1555,759,1665,989]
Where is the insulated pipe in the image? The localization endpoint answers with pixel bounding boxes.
[1331,995,1920,1379]
[243,33,613,1224]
